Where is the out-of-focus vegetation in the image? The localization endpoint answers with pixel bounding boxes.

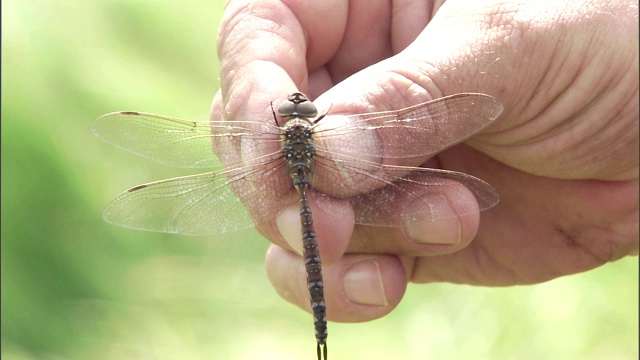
[2,1,638,359]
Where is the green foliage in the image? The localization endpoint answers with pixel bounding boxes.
[2,1,637,359]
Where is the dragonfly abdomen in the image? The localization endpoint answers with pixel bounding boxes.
[297,180,328,350]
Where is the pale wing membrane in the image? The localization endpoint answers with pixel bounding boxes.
[92,112,282,168]
[103,154,295,235]
[347,167,499,226]
[312,93,503,159]
[310,152,499,226]
[96,93,502,234]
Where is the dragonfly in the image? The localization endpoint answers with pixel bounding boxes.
[92,92,503,360]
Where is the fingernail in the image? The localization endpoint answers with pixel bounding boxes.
[404,195,462,244]
[275,205,303,256]
[344,260,388,306]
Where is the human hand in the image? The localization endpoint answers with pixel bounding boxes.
[211,0,638,323]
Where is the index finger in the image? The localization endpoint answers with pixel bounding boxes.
[214,0,352,257]
[216,0,347,120]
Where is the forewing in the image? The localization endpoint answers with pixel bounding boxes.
[313,93,503,159]
[92,111,281,168]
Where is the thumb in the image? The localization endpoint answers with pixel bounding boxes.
[315,0,637,178]
[312,1,511,168]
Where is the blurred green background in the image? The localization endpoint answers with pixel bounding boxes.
[2,1,638,359]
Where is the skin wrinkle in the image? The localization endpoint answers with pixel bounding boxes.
[219,2,309,107]
[222,30,304,81]
[403,9,512,94]
[573,208,639,263]
[413,239,503,285]
[557,226,608,268]
[348,64,445,123]
[500,88,634,179]
[526,55,570,125]
[221,61,276,117]
[487,11,547,120]
[469,211,524,286]
[220,9,291,65]
[279,2,312,60]
[394,61,446,102]
[556,104,609,156]
[554,225,585,250]
[581,109,630,175]
[463,245,501,285]
[613,99,640,179]
[477,241,521,285]
[216,1,245,55]
[557,179,633,263]
[561,224,627,265]
[595,69,638,179]
[476,28,636,180]
[528,69,578,139]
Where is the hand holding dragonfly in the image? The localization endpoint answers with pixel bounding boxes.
[216,0,638,328]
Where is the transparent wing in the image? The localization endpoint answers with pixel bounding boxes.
[92,93,502,168]
[348,167,499,226]
[95,93,502,235]
[102,155,296,235]
[105,155,498,234]
[92,111,282,168]
[313,93,503,158]
[310,155,499,226]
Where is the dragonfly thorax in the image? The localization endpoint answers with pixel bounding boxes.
[282,120,316,181]
[277,93,320,183]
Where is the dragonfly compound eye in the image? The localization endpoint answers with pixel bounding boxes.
[279,93,318,118]
[295,102,318,118]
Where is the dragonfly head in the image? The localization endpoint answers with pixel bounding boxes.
[279,92,318,119]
